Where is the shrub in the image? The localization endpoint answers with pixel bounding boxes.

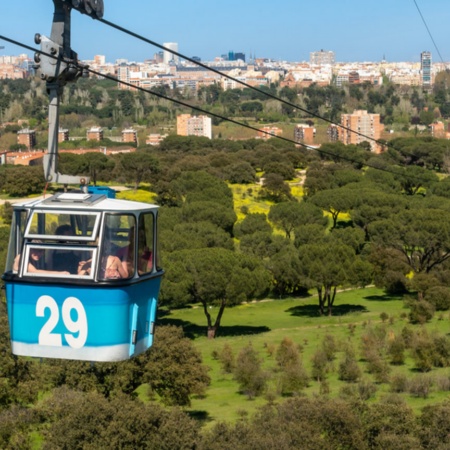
[390,373,409,393]
[409,374,433,398]
[425,286,450,311]
[408,299,435,324]
[338,346,361,382]
[234,343,269,399]
[218,343,235,374]
[387,335,406,365]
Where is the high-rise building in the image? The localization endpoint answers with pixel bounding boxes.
[163,43,179,65]
[339,110,382,153]
[177,114,212,139]
[421,51,432,90]
[310,49,335,65]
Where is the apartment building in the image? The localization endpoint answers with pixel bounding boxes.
[87,127,104,141]
[327,124,340,142]
[310,50,335,65]
[58,128,69,142]
[146,134,168,146]
[257,126,282,140]
[294,124,315,145]
[339,110,383,153]
[122,128,138,144]
[177,114,212,139]
[17,129,36,150]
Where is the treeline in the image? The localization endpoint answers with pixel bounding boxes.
[2,72,450,134]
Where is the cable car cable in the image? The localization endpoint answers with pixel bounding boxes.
[0,33,435,185]
[413,0,445,64]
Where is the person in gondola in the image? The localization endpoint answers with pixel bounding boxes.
[13,244,70,275]
[52,224,81,274]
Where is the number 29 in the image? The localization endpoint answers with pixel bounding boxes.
[36,295,88,349]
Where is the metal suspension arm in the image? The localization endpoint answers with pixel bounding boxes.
[37,0,97,186]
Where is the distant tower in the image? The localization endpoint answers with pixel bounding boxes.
[310,49,335,65]
[163,43,179,65]
[421,51,432,91]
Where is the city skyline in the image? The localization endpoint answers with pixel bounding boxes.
[1,0,450,64]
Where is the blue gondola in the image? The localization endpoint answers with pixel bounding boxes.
[2,192,163,361]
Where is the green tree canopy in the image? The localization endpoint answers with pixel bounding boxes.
[161,248,270,338]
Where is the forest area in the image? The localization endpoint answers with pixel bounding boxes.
[2,75,450,447]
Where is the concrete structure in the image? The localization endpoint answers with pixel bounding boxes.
[122,128,138,144]
[17,129,36,150]
[327,124,340,142]
[177,114,212,139]
[94,55,106,66]
[58,128,69,143]
[257,126,282,140]
[87,127,104,141]
[339,110,383,153]
[146,134,168,146]
[163,43,179,65]
[421,51,432,91]
[310,50,335,65]
[431,121,445,138]
[294,124,315,145]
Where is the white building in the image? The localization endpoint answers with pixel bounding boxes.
[163,43,179,65]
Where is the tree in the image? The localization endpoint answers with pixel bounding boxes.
[362,395,419,449]
[143,325,210,406]
[338,345,362,382]
[233,213,272,238]
[161,248,270,338]
[2,166,45,197]
[397,165,439,195]
[267,243,304,296]
[260,173,292,202]
[120,151,159,190]
[218,343,235,374]
[310,187,356,229]
[160,221,234,253]
[269,201,327,239]
[419,401,450,449]
[298,236,364,315]
[234,343,268,399]
[83,152,110,185]
[39,387,199,449]
[182,200,237,235]
[369,208,450,274]
[275,337,309,395]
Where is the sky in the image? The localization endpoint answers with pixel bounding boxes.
[1,0,450,64]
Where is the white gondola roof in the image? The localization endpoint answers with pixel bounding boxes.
[12,193,158,213]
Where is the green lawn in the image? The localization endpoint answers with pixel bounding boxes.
[161,287,450,426]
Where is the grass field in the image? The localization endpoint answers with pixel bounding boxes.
[160,287,450,426]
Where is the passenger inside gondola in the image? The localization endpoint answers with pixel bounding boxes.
[13,245,70,276]
[51,224,81,274]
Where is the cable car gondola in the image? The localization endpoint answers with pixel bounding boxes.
[3,192,163,361]
[1,0,163,361]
